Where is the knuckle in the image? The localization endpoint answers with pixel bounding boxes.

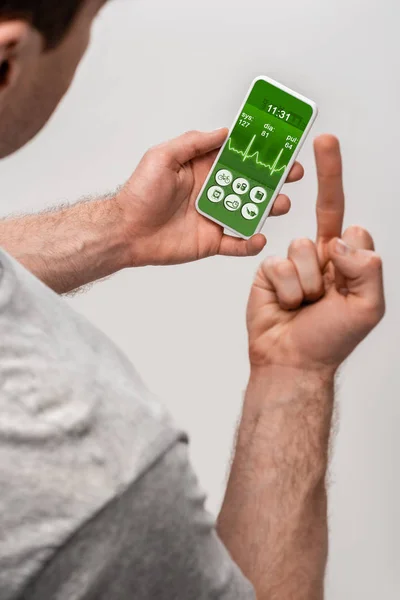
[344,225,375,250]
[262,255,281,272]
[232,244,245,257]
[280,292,303,310]
[145,144,165,161]
[183,130,200,152]
[289,237,315,253]
[364,303,385,327]
[345,225,368,237]
[140,148,157,168]
[156,148,171,163]
[361,294,385,325]
[143,146,156,160]
[248,341,267,366]
[366,253,383,272]
[352,225,373,239]
[305,283,324,300]
[275,260,295,278]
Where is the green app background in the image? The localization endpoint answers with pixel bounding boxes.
[197,79,313,237]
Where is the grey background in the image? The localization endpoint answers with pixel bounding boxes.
[0,0,398,597]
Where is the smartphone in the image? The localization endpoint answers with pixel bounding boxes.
[196,76,318,239]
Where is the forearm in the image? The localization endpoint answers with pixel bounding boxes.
[0,196,131,294]
[217,366,334,600]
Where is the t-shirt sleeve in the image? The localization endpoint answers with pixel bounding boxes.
[20,441,256,600]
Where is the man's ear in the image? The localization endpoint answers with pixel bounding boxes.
[0,20,32,90]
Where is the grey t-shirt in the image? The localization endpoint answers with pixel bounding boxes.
[0,250,254,600]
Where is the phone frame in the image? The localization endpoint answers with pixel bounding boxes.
[195,75,318,239]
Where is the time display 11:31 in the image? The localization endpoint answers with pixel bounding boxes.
[261,97,294,122]
[263,101,291,121]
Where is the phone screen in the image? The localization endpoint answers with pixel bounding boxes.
[197,78,315,238]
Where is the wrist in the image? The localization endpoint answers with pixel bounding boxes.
[112,189,149,269]
[115,188,152,268]
[89,194,133,273]
[249,363,335,385]
[248,348,338,382]
[246,364,335,412]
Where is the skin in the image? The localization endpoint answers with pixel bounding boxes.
[0,1,385,598]
[217,136,384,599]
[0,0,106,157]
[0,128,304,293]
[0,0,302,281]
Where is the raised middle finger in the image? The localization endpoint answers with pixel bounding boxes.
[314,135,345,261]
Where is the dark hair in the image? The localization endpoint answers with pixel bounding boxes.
[0,0,86,48]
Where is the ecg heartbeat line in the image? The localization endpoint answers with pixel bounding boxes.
[228,135,287,176]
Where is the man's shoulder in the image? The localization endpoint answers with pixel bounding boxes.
[0,249,184,600]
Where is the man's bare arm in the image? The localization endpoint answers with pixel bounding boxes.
[0,130,304,294]
[216,136,384,599]
[0,197,131,294]
[218,367,333,599]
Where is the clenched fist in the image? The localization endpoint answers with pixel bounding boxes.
[247,135,385,374]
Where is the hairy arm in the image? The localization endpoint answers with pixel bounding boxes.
[217,366,334,600]
[0,130,302,294]
[0,197,131,294]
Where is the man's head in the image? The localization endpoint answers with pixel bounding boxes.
[0,0,106,157]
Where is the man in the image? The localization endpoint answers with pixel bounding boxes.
[0,1,385,599]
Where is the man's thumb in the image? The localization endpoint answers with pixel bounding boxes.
[164,128,228,166]
[328,238,385,316]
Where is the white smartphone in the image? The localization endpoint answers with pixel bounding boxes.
[196,75,318,239]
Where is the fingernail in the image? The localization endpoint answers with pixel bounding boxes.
[335,239,351,255]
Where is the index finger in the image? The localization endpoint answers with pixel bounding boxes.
[314,135,345,243]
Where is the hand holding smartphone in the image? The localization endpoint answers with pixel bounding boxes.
[196,76,318,239]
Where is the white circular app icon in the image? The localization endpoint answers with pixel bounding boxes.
[207,185,225,203]
[215,169,233,187]
[232,177,250,195]
[241,203,259,220]
[250,186,268,203]
[224,194,242,212]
